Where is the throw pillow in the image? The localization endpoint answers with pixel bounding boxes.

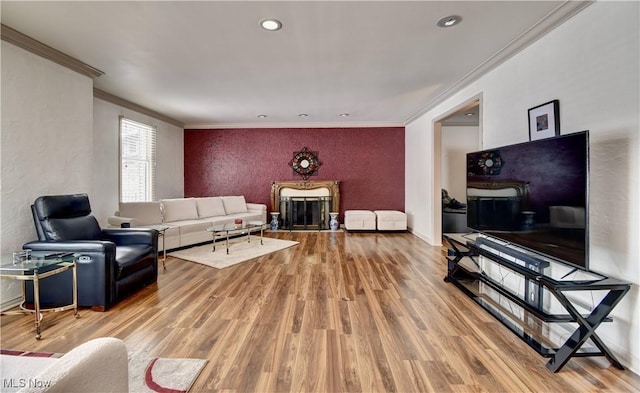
[196,197,227,218]
[161,198,199,222]
[118,202,162,226]
[220,196,248,214]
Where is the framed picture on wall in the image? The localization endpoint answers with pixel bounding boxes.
[528,99,560,141]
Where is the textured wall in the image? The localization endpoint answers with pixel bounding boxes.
[1,43,94,250]
[184,127,404,218]
[1,42,94,309]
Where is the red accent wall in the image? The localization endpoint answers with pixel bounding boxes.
[184,127,405,218]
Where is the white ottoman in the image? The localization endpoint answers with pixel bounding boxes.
[374,210,407,231]
[344,210,376,231]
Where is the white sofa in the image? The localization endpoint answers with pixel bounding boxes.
[108,196,267,251]
[0,337,128,393]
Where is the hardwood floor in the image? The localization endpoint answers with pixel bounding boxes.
[2,231,638,392]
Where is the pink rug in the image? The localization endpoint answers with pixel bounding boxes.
[1,349,207,393]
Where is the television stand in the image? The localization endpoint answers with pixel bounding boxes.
[443,233,631,372]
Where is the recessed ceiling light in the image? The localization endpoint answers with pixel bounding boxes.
[257,114,267,118]
[260,19,282,31]
[437,15,462,28]
[339,113,350,117]
[298,113,309,117]
[465,112,474,116]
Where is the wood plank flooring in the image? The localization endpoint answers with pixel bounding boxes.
[2,231,638,392]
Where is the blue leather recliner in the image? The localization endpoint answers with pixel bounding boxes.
[23,194,158,311]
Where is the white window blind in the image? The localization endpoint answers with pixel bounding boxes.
[120,117,156,202]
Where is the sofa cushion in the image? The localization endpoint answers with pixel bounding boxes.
[169,219,213,236]
[161,198,199,222]
[221,196,248,214]
[196,197,227,218]
[118,202,162,226]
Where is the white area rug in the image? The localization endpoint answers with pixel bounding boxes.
[168,237,299,269]
[128,353,207,393]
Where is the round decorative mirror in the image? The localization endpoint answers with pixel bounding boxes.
[289,147,321,179]
[477,151,503,175]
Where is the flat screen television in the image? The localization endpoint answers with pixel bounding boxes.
[466,131,589,270]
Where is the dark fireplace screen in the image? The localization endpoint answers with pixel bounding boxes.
[279,196,332,230]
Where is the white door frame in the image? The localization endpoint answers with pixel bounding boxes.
[432,94,483,244]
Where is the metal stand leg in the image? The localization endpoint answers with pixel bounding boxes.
[73,262,79,318]
[161,232,167,270]
[546,286,630,372]
[33,275,41,340]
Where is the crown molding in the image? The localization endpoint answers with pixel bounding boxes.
[184,121,405,130]
[1,24,105,79]
[93,88,184,128]
[405,0,593,124]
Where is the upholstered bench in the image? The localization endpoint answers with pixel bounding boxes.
[344,210,376,231]
[374,210,407,231]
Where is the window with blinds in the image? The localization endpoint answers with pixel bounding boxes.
[120,117,156,202]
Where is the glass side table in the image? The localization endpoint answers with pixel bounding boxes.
[0,253,79,339]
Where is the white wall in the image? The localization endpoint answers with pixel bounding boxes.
[1,42,185,309]
[441,125,479,202]
[1,42,94,308]
[405,112,434,241]
[406,1,640,372]
[92,98,184,227]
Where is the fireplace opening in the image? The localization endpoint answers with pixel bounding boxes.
[292,199,320,229]
[280,196,331,230]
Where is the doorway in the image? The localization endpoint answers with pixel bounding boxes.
[433,97,482,243]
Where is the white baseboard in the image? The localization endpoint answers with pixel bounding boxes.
[1,297,21,313]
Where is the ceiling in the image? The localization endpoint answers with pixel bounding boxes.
[1,1,590,129]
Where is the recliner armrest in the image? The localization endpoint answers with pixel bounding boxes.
[102,227,157,246]
[22,241,118,309]
[23,240,116,254]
